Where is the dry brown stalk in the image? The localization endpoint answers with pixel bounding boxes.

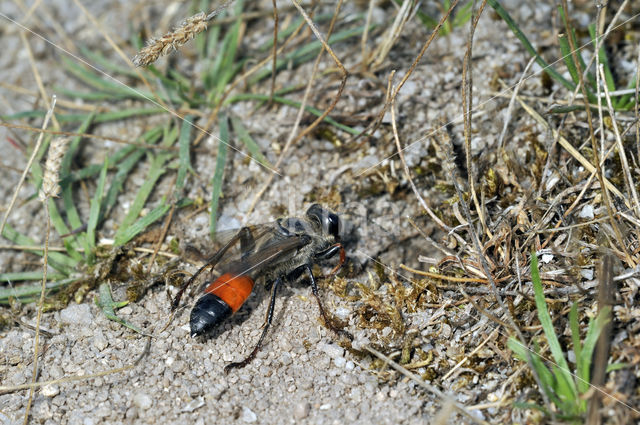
[24,103,66,425]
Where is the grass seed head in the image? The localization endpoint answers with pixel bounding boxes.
[39,137,69,201]
[133,12,208,67]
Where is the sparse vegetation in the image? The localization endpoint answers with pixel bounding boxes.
[1,0,639,423]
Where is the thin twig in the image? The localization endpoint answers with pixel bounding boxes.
[246,0,347,215]
[192,7,310,148]
[18,31,60,130]
[24,133,68,425]
[348,0,460,147]
[0,96,56,238]
[443,130,555,417]
[498,56,536,148]
[360,0,376,70]
[269,0,278,103]
[586,255,614,425]
[0,338,151,395]
[598,63,640,218]
[365,345,489,425]
[389,76,466,243]
[562,0,633,266]
[461,0,488,238]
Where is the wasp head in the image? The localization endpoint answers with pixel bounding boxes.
[306,204,341,241]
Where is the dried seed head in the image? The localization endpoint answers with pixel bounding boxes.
[133,12,208,67]
[40,137,69,201]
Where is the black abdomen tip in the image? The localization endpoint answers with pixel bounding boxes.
[190,293,233,337]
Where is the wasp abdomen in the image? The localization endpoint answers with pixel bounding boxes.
[190,274,255,337]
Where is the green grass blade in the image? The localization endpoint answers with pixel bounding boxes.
[80,46,139,78]
[176,115,194,192]
[47,198,82,263]
[65,127,162,184]
[86,159,108,263]
[61,55,126,93]
[258,14,332,52]
[510,336,562,407]
[58,112,96,254]
[113,199,172,246]
[102,149,147,219]
[1,223,76,274]
[606,362,628,373]
[113,155,169,244]
[530,252,577,398]
[227,93,359,135]
[558,34,580,86]
[230,116,272,168]
[487,0,574,92]
[202,25,221,89]
[53,87,132,102]
[215,7,243,97]
[577,306,611,394]
[249,25,369,84]
[102,124,172,220]
[451,1,474,28]
[2,107,166,124]
[569,302,581,360]
[210,116,229,237]
[551,364,580,414]
[61,55,170,103]
[557,5,597,91]
[0,271,66,282]
[0,278,77,304]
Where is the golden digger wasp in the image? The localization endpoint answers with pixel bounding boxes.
[172,204,351,372]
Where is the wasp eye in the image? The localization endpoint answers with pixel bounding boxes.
[327,213,340,238]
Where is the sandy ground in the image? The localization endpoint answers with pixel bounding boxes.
[0,0,617,424]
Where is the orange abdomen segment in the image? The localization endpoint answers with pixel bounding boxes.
[204,273,255,313]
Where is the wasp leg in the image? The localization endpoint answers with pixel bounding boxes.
[305,264,353,341]
[315,243,345,276]
[224,277,283,373]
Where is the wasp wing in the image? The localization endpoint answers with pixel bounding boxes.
[173,222,307,309]
[223,234,310,279]
[173,224,272,310]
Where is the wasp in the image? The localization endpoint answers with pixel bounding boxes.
[172,204,350,372]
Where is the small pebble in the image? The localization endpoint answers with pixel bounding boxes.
[133,392,152,410]
[41,385,60,397]
[293,402,310,420]
[125,407,138,419]
[93,330,108,351]
[59,304,93,325]
[319,342,344,359]
[241,406,257,423]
